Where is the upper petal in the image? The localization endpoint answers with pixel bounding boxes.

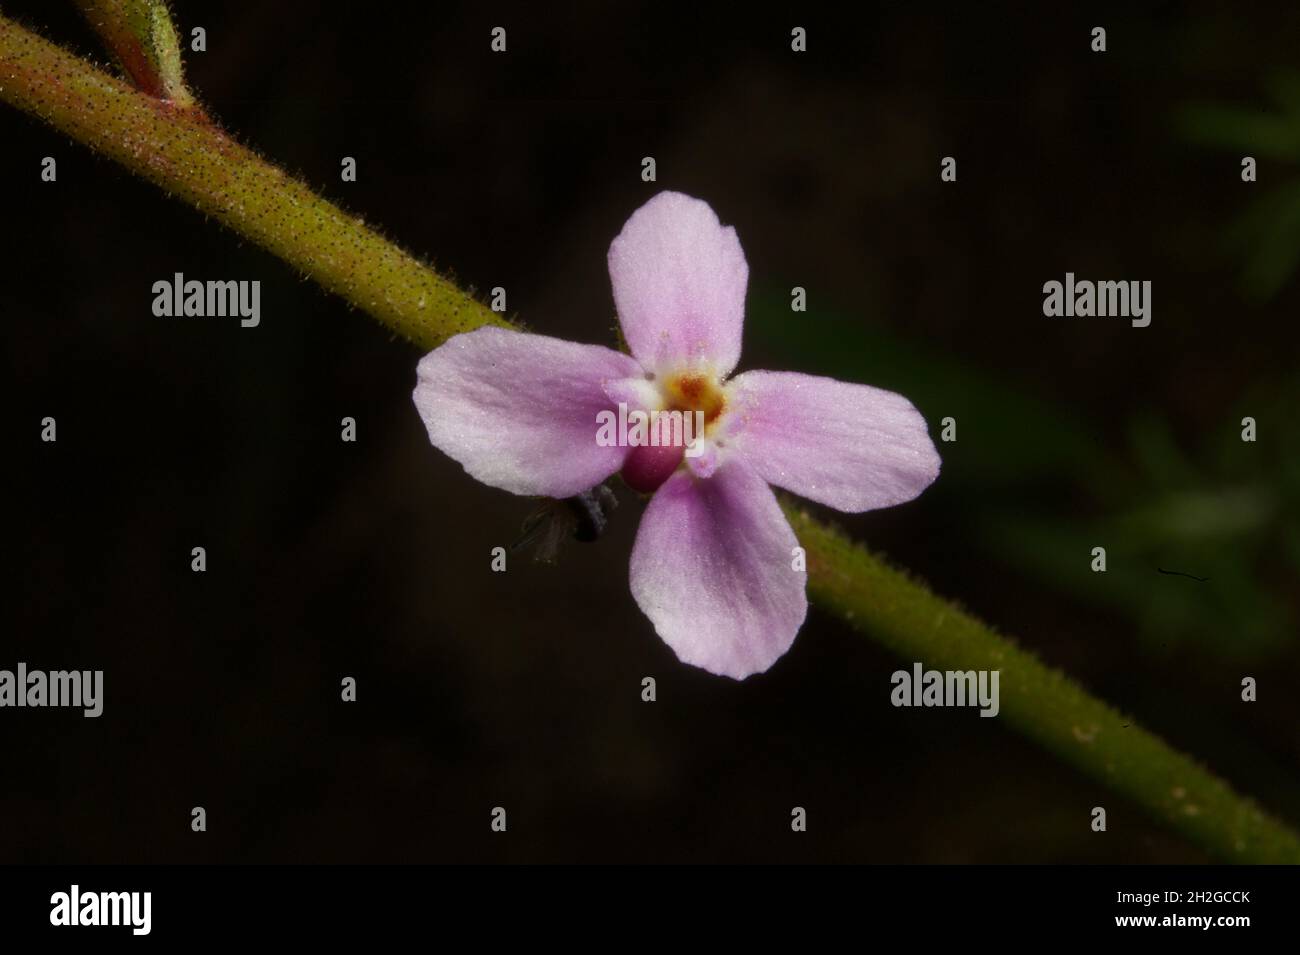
[629,460,807,679]
[727,370,941,512]
[608,191,748,376]
[413,327,643,498]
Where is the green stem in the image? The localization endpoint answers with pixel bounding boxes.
[786,506,1300,863]
[73,0,194,107]
[0,16,506,349]
[3,13,1296,862]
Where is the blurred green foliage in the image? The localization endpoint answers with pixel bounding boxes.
[1177,70,1300,301]
[749,293,1298,660]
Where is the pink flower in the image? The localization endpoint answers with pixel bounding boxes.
[413,191,940,679]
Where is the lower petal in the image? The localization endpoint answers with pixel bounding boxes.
[413,327,643,498]
[629,461,807,679]
[727,370,941,512]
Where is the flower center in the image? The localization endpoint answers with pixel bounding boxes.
[662,372,726,425]
[619,371,727,494]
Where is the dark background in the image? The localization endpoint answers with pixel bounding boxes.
[3,1,1299,862]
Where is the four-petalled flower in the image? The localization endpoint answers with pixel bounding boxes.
[414,191,940,678]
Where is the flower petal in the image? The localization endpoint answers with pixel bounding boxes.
[629,461,806,679]
[727,370,941,512]
[608,191,748,375]
[413,327,643,498]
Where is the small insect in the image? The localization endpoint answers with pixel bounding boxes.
[512,483,619,563]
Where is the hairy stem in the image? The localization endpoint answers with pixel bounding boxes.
[73,0,194,106]
[2,13,1296,862]
[785,506,1300,863]
[0,16,506,348]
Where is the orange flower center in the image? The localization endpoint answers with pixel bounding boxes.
[662,373,726,426]
[619,372,728,494]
